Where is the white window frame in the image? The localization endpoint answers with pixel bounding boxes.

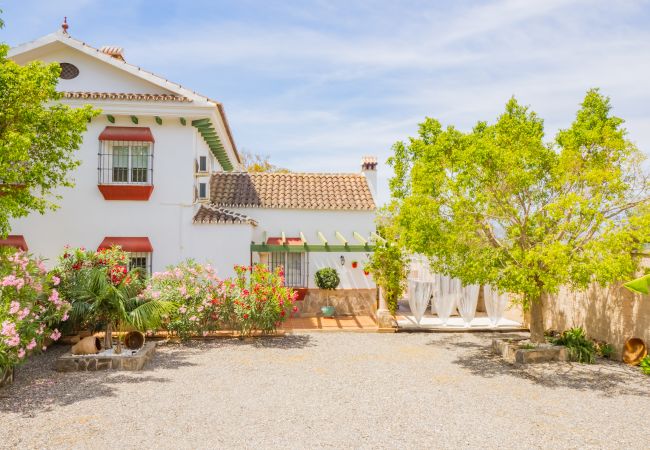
[104,141,152,185]
[198,182,208,200]
[198,155,208,173]
[128,252,152,275]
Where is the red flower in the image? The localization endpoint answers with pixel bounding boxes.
[243,313,249,319]
[280,310,286,317]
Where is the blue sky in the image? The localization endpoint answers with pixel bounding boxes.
[3,0,650,203]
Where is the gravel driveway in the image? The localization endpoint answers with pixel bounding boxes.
[1,332,648,449]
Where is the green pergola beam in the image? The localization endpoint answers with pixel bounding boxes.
[250,244,373,253]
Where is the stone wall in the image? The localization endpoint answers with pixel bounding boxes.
[541,283,650,360]
[297,288,377,317]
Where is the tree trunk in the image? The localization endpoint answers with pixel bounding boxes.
[529,293,545,343]
[104,322,112,350]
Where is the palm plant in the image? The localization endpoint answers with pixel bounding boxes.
[70,266,174,351]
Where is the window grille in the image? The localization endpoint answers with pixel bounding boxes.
[128,252,152,276]
[98,141,153,185]
[269,252,308,288]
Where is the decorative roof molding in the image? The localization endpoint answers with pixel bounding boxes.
[193,205,258,226]
[8,31,241,167]
[210,172,376,211]
[62,91,190,102]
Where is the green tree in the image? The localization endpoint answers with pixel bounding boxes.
[241,150,289,173]
[0,28,97,236]
[388,89,650,342]
[365,221,409,314]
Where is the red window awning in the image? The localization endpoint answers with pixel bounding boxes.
[98,126,155,142]
[98,237,153,252]
[0,235,28,251]
[266,237,304,246]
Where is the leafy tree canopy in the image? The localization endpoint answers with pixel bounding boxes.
[241,150,289,173]
[0,36,98,236]
[388,89,650,341]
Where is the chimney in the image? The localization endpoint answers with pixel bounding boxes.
[361,155,378,201]
[100,46,125,61]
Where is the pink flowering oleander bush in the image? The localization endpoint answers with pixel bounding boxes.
[141,262,298,340]
[0,248,70,371]
[231,264,298,337]
[140,260,223,341]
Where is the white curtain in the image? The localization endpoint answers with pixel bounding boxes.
[408,280,434,325]
[433,275,460,325]
[483,285,509,327]
[457,283,480,327]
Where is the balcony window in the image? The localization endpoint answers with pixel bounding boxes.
[98,127,155,200]
[100,142,153,185]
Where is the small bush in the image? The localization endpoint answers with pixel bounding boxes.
[595,342,614,359]
[550,327,596,364]
[0,249,70,371]
[640,356,650,375]
[314,268,340,290]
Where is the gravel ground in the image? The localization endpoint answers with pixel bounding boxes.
[1,332,649,449]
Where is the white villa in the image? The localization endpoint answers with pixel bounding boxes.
[5,28,379,314]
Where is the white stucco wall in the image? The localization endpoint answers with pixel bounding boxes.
[11,43,173,94]
[8,112,252,275]
[233,208,377,289]
[7,36,376,286]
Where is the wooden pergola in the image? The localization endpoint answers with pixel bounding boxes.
[250,231,383,253]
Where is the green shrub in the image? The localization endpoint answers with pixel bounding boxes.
[314,268,340,290]
[595,342,614,359]
[0,249,70,371]
[640,356,650,375]
[550,327,596,364]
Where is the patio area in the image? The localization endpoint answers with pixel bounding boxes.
[1,332,648,449]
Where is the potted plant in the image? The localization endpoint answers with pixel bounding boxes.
[314,267,340,318]
[351,260,358,269]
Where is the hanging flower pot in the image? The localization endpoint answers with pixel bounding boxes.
[363,270,370,276]
[351,261,358,269]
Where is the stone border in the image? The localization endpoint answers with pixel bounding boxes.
[492,338,568,364]
[55,342,156,372]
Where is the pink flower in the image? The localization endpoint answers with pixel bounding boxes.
[62,312,69,322]
[6,335,20,347]
[52,276,61,286]
[292,306,298,313]
[18,348,25,359]
[50,329,61,341]
[27,339,37,350]
[178,306,187,314]
[17,307,30,320]
[9,301,20,315]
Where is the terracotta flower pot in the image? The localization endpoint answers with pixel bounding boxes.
[623,337,647,366]
[351,261,358,268]
[123,331,145,350]
[71,336,101,355]
[363,270,370,276]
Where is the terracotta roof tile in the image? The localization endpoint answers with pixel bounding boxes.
[193,205,257,225]
[62,91,190,102]
[209,172,375,210]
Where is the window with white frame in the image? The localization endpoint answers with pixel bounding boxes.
[269,252,308,288]
[198,182,208,200]
[99,141,153,184]
[128,252,152,275]
[198,156,208,172]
